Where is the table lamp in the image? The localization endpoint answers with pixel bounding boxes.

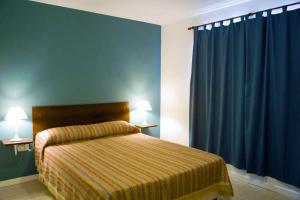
[5,106,28,142]
[136,100,152,125]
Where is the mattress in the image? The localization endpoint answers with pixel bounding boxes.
[35,121,233,200]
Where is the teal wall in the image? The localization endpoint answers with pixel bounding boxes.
[0,0,161,181]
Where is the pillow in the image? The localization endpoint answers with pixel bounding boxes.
[35,121,140,169]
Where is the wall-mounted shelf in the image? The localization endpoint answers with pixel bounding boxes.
[2,138,33,156]
[135,124,158,129]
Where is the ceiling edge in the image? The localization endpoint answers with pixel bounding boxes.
[192,0,252,16]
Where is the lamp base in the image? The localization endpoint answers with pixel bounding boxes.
[141,112,148,125]
[10,136,23,142]
[141,121,149,126]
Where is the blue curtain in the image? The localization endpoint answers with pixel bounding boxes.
[190,7,300,187]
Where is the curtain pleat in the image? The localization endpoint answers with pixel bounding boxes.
[190,7,300,187]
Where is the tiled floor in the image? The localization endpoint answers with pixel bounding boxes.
[230,177,291,200]
[0,176,293,200]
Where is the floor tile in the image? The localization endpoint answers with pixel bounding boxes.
[0,176,296,200]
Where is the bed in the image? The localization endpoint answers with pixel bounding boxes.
[32,102,233,200]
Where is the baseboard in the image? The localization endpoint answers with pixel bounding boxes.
[0,174,38,188]
[227,164,300,200]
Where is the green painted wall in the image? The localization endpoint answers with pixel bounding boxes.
[0,0,161,181]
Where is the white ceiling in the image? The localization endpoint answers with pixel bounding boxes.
[32,0,251,25]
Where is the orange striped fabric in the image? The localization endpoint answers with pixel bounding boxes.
[35,121,140,168]
[35,124,233,200]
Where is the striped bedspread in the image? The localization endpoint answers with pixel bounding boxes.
[35,121,233,200]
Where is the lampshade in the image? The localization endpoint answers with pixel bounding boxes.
[5,106,28,120]
[136,100,152,111]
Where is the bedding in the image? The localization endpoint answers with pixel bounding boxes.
[35,121,233,200]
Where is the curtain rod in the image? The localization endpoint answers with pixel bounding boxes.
[187,2,300,30]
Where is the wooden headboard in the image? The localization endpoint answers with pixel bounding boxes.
[32,102,129,140]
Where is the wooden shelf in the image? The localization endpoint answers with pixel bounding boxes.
[2,138,33,156]
[2,138,33,146]
[135,124,158,129]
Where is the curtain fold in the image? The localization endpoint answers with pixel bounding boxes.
[190,7,300,187]
[244,11,269,176]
